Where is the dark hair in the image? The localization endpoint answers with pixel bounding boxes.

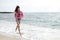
[15,6,20,12]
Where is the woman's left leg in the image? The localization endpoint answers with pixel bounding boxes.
[17,19,20,34]
[15,22,18,31]
[15,19,21,35]
[17,22,20,34]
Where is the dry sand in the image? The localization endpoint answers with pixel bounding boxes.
[0,32,19,40]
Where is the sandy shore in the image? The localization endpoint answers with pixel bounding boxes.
[0,32,18,40]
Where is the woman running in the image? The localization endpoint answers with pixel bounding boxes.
[14,6,23,34]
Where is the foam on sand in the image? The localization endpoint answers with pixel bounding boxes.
[0,20,60,40]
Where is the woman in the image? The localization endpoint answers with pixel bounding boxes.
[14,6,23,34]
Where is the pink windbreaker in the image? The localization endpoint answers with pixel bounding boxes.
[15,11,23,20]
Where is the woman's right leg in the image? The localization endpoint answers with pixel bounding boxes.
[16,22,20,33]
[17,23,20,34]
[16,20,20,34]
[15,22,18,31]
[16,20,21,35]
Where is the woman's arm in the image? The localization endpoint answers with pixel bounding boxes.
[20,11,23,17]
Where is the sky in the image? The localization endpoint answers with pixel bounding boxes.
[0,0,60,12]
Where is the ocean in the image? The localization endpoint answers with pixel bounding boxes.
[0,12,60,29]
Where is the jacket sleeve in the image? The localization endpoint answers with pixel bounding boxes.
[20,11,23,18]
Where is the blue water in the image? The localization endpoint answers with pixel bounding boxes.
[0,12,60,29]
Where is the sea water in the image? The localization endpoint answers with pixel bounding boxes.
[0,12,60,29]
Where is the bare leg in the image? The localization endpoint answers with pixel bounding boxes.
[16,21,22,40]
[18,23,22,40]
[15,22,21,34]
[18,23,20,33]
[16,22,21,34]
[15,22,18,31]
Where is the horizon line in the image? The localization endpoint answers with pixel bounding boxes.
[0,11,60,13]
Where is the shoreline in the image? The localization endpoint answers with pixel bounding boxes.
[0,31,18,40]
[0,20,60,40]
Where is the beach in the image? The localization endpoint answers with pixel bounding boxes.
[0,20,60,40]
[0,13,60,40]
[0,32,18,40]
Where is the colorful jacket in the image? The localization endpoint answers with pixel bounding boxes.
[15,11,23,20]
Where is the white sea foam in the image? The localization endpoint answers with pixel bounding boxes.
[0,20,60,40]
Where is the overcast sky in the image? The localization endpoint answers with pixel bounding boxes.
[0,0,60,12]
